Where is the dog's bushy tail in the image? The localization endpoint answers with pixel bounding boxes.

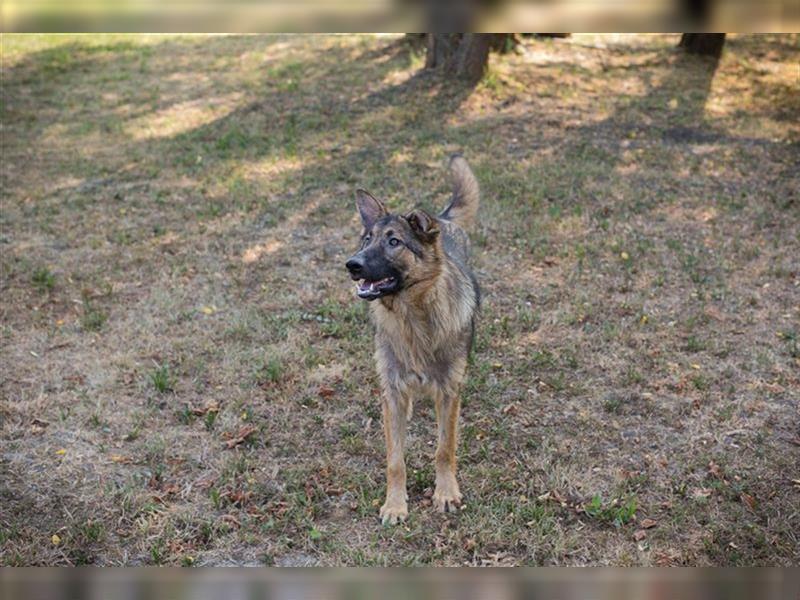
[440,154,479,232]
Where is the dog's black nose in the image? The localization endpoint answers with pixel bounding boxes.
[346,258,364,274]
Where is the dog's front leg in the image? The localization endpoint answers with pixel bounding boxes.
[433,388,462,513]
[380,389,409,525]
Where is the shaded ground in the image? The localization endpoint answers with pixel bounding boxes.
[1,34,798,566]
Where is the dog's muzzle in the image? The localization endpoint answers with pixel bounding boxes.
[346,256,399,301]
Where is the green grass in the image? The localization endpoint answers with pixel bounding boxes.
[81,307,107,331]
[584,494,638,528]
[149,364,174,394]
[31,267,55,292]
[258,356,283,385]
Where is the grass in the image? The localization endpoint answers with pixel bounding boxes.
[31,267,56,292]
[0,34,798,567]
[81,307,107,332]
[584,494,638,528]
[149,364,173,394]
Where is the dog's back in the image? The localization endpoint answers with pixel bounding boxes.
[437,154,481,337]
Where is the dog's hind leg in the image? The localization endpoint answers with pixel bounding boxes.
[380,388,410,525]
[433,386,462,513]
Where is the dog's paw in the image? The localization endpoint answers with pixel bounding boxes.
[433,485,462,514]
[379,500,408,525]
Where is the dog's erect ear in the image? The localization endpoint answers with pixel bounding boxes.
[355,189,387,231]
[405,209,440,243]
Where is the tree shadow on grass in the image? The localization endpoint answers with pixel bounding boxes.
[2,35,478,223]
[432,48,727,228]
[4,34,795,257]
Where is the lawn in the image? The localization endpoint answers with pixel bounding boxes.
[1,33,798,566]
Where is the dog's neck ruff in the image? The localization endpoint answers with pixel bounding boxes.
[372,259,474,356]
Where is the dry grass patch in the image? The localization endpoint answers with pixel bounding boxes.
[1,34,798,566]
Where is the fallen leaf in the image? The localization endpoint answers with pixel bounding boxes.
[195,476,216,490]
[640,518,658,529]
[55,448,66,455]
[692,487,712,500]
[318,386,335,399]
[220,514,241,528]
[708,460,723,479]
[191,401,219,416]
[224,425,257,449]
[229,489,252,506]
[51,534,61,545]
[741,493,757,511]
[502,403,517,415]
[110,454,132,463]
[633,529,647,541]
[654,549,682,566]
[31,418,49,435]
[200,306,215,315]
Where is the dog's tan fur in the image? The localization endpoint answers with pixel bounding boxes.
[347,156,480,524]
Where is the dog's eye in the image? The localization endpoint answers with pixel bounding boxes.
[363,234,372,245]
[388,238,400,247]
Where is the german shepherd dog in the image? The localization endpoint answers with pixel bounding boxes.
[345,155,480,524]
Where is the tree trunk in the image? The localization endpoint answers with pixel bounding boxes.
[425,34,462,70]
[678,34,726,58]
[424,34,513,83]
[450,34,492,82]
[403,33,426,51]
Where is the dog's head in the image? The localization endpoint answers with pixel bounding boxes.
[345,190,440,301]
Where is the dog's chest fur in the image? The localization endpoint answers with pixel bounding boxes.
[371,258,476,394]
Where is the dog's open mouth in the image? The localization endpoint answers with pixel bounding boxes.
[356,277,396,300]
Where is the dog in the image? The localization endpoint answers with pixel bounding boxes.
[345,155,480,525]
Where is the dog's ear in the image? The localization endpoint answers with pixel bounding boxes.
[355,189,387,231]
[405,209,440,243]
